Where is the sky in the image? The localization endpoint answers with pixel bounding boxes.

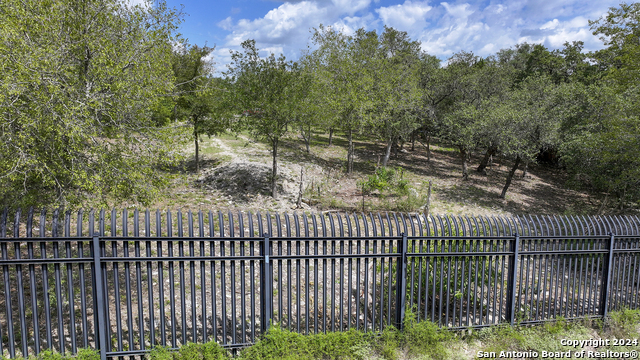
[149,0,621,74]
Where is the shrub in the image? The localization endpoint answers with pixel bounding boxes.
[403,311,455,359]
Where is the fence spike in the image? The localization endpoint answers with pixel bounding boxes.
[311,213,319,237]
[0,207,7,238]
[293,212,300,237]
[415,213,424,237]
[111,208,117,237]
[362,212,370,237]
[256,212,263,238]
[368,213,375,237]
[302,213,309,237]
[247,211,254,238]
[328,213,336,237]
[320,213,327,237]
[122,208,128,237]
[27,208,34,238]
[377,213,385,236]
[53,208,59,238]
[14,208,21,239]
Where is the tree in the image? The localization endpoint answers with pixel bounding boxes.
[438,52,510,180]
[294,55,327,154]
[370,27,423,167]
[225,40,302,198]
[481,76,560,198]
[310,25,376,173]
[171,43,222,173]
[0,0,185,208]
[559,82,640,207]
[590,2,640,92]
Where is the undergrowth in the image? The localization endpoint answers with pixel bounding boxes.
[7,311,637,360]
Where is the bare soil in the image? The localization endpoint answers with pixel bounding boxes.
[143,130,636,217]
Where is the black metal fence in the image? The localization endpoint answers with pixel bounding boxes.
[1,209,639,360]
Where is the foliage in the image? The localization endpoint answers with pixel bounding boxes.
[590,2,640,92]
[0,349,100,360]
[607,309,640,339]
[148,342,230,360]
[359,167,399,194]
[238,325,371,360]
[309,25,377,173]
[224,40,303,198]
[403,311,454,359]
[559,83,640,206]
[0,0,187,208]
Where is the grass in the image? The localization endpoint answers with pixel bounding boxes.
[138,310,639,360]
[6,311,635,360]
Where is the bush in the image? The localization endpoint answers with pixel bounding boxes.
[148,342,230,360]
[359,167,398,194]
[607,309,640,339]
[403,311,451,357]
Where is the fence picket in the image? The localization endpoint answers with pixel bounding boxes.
[0,210,639,358]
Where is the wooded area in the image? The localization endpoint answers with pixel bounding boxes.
[1,0,639,211]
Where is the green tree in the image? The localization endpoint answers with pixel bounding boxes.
[310,25,376,173]
[0,0,185,208]
[559,82,640,207]
[225,40,302,198]
[172,43,227,173]
[481,76,560,198]
[438,52,510,180]
[370,27,423,167]
[590,2,640,92]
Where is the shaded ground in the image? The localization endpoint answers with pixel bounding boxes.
[132,129,635,216]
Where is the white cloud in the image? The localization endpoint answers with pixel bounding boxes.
[375,1,432,34]
[441,2,473,19]
[541,19,559,30]
[211,0,622,72]
[217,17,233,31]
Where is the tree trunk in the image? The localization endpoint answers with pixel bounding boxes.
[423,180,432,218]
[426,133,431,161]
[194,129,199,173]
[347,129,354,173]
[328,128,333,146]
[460,147,469,180]
[383,139,393,167]
[411,131,415,151]
[300,125,311,153]
[477,145,497,173]
[271,139,279,198]
[500,155,521,199]
[521,160,529,178]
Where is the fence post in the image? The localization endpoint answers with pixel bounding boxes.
[260,233,272,332]
[601,233,615,320]
[507,232,520,325]
[92,232,108,360]
[395,233,408,330]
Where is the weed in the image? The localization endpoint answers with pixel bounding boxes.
[607,308,640,339]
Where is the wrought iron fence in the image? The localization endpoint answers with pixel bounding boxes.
[0,209,639,359]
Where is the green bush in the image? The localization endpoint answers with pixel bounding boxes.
[403,311,452,358]
[359,167,398,194]
[607,308,640,339]
[148,342,230,360]
[238,325,374,360]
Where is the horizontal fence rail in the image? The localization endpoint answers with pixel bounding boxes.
[0,209,639,359]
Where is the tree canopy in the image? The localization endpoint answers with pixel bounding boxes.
[0,0,186,208]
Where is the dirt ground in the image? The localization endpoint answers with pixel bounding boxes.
[138,130,636,217]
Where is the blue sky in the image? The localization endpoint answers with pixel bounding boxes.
[150,0,621,73]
